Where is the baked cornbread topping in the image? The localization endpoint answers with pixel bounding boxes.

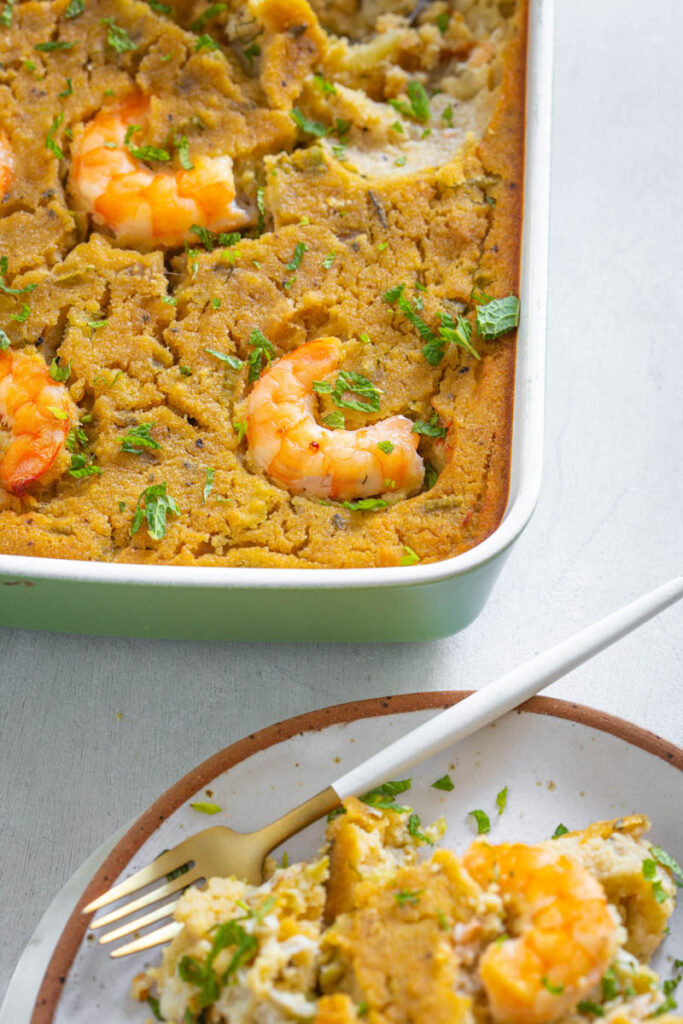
[132,795,683,1024]
[0,0,526,567]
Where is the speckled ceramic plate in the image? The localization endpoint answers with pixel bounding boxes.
[21,693,683,1023]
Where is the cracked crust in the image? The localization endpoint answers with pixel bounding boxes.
[0,0,527,568]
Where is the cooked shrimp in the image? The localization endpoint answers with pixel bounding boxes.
[246,337,424,500]
[70,95,249,248]
[0,129,13,199]
[0,348,77,495]
[463,841,619,1024]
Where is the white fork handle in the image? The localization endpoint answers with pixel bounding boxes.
[332,576,683,800]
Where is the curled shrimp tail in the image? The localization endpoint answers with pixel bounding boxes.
[246,337,425,501]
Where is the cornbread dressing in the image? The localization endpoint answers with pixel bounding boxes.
[0,0,527,567]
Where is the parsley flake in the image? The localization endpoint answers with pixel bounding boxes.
[495,786,508,815]
[0,256,37,296]
[323,411,345,429]
[436,11,449,33]
[206,348,242,370]
[100,17,137,53]
[194,32,218,52]
[65,0,85,17]
[314,73,336,95]
[313,370,381,413]
[175,133,193,170]
[59,77,73,97]
[401,545,419,566]
[394,889,422,906]
[290,107,327,137]
[552,823,569,839]
[190,2,226,32]
[35,40,74,51]
[45,113,65,160]
[9,303,30,322]
[408,812,432,843]
[577,1001,605,1017]
[322,251,336,269]
[0,0,14,27]
[203,466,214,502]
[361,779,411,812]
[469,809,490,834]
[49,358,71,382]
[286,241,307,271]
[146,995,163,1020]
[0,328,10,350]
[233,419,247,443]
[651,845,683,887]
[130,482,179,540]
[341,497,387,511]
[247,328,275,382]
[432,773,454,791]
[412,414,446,438]
[542,977,564,996]
[120,422,160,454]
[377,440,394,454]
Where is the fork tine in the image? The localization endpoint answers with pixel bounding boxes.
[83,836,199,914]
[98,899,181,944]
[90,868,201,929]
[110,921,183,958]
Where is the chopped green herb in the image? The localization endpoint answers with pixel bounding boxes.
[121,422,160,454]
[9,303,30,322]
[432,773,454,791]
[87,317,107,329]
[179,365,192,376]
[130,482,179,540]
[148,0,171,12]
[48,405,68,420]
[335,118,351,137]
[401,545,419,566]
[190,800,222,814]
[322,251,336,269]
[576,1001,605,1017]
[412,414,446,438]
[123,124,141,146]
[468,809,490,834]
[341,497,387,511]
[314,371,381,413]
[130,144,171,163]
[652,880,669,904]
[59,77,73,97]
[247,328,275,382]
[495,786,508,815]
[394,889,422,906]
[377,242,388,252]
[377,440,394,454]
[243,40,260,68]
[256,187,266,233]
[437,910,450,930]
[359,331,371,344]
[314,73,336,95]
[191,224,241,250]
[552,823,569,839]
[542,977,564,996]
[476,295,520,339]
[290,107,327,137]
[146,995,163,1021]
[441,104,454,127]
[437,310,481,360]
[424,462,438,489]
[643,858,657,880]
[190,2,226,32]
[331,143,347,161]
[361,779,411,811]
[0,256,37,296]
[100,17,137,53]
[233,420,247,442]
[394,155,407,167]
[175,133,193,170]
[49,358,71,382]
[45,113,65,160]
[68,452,101,478]
[286,241,307,271]
[206,348,243,370]
[601,968,619,1001]
[203,466,214,502]
[178,917,257,1007]
[390,120,404,133]
[0,328,10,350]
[485,195,496,206]
[65,0,85,17]
[194,32,218,52]
[357,1002,369,1017]
[34,40,74,51]
[651,846,683,887]
[383,283,405,304]
[162,295,177,306]
[323,411,345,429]
[436,11,449,33]
[407,812,432,843]
[0,0,14,27]
[407,80,430,121]
[211,297,221,309]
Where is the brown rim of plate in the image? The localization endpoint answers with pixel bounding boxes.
[32,692,683,1023]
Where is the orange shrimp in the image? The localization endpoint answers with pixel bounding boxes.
[0,129,13,199]
[0,348,77,495]
[246,337,424,501]
[70,95,249,248]
[463,841,619,1024]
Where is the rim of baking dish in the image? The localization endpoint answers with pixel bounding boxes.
[0,0,553,592]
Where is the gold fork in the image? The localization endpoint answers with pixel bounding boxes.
[83,576,683,958]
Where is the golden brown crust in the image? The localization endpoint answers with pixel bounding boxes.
[0,0,529,568]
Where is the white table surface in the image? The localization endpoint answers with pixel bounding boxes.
[1,0,682,999]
